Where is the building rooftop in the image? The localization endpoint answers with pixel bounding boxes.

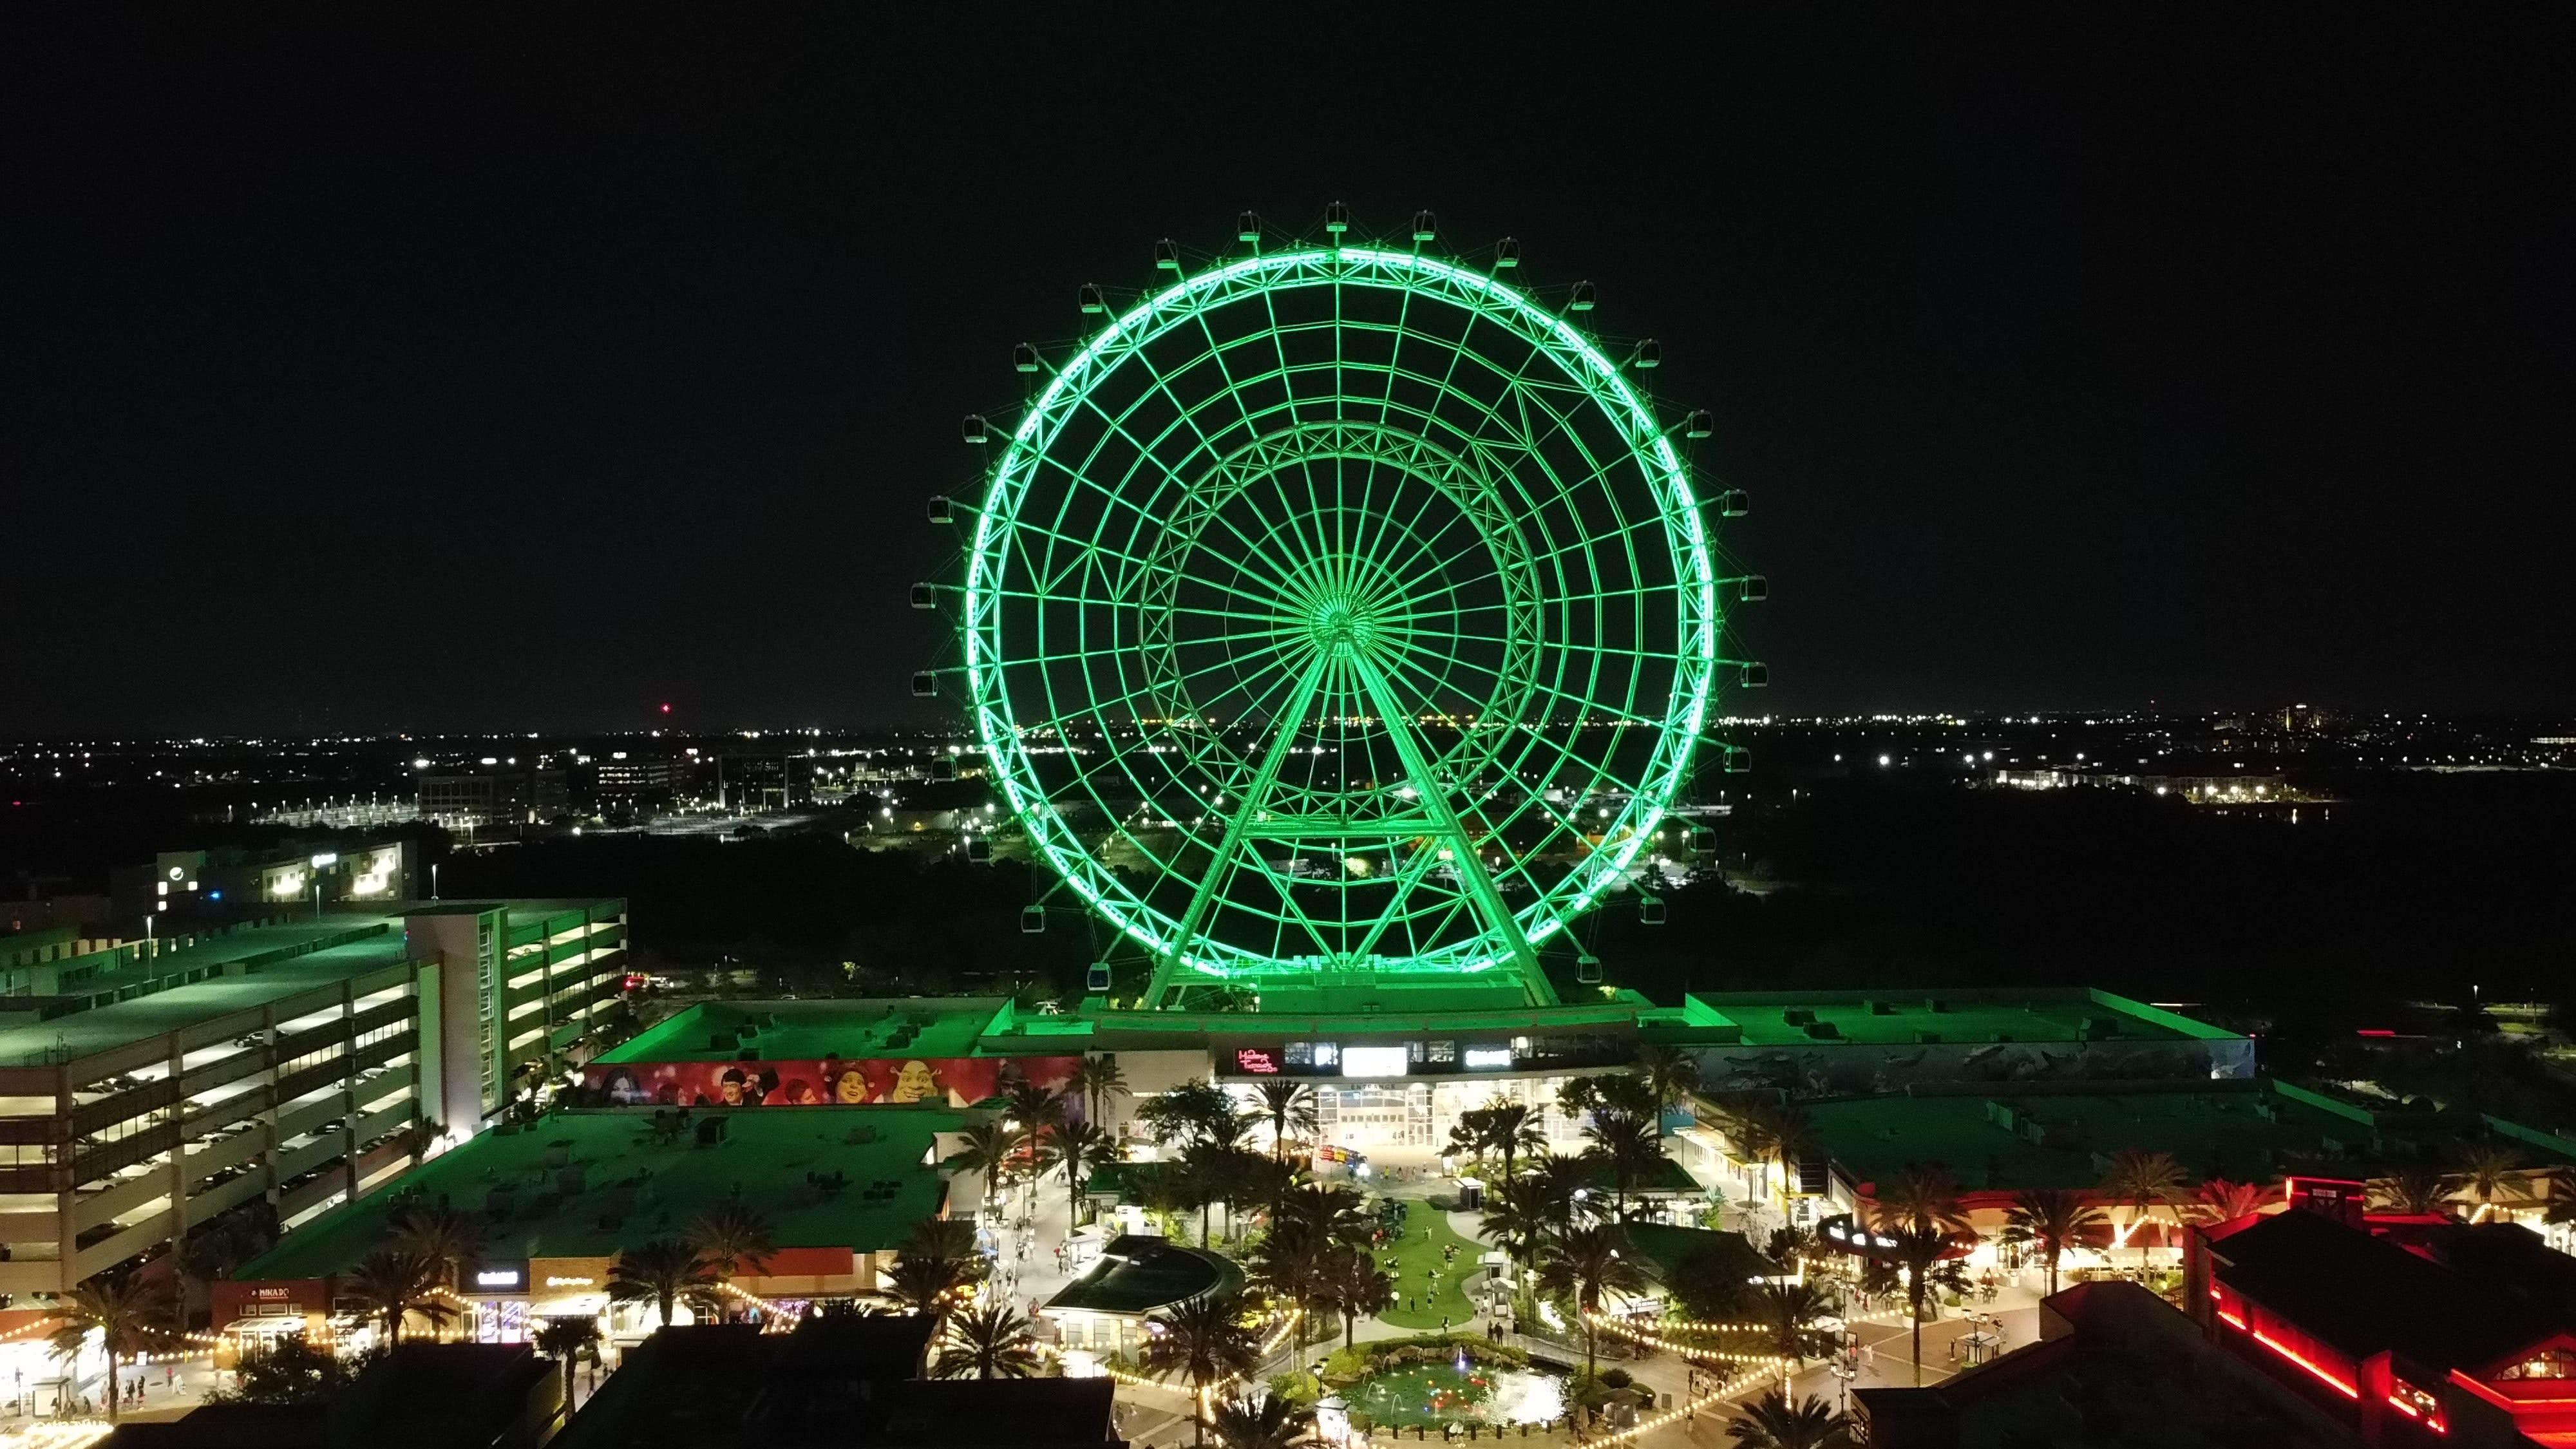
[1616,1224,1781,1290]
[1685,988,2233,1048]
[1801,1081,2404,1195]
[595,999,1010,1065]
[1043,1233,1242,1317]
[0,917,413,1067]
[238,1105,961,1279]
[2210,1211,2575,1374]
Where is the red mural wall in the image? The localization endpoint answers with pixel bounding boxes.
[581,1055,1081,1110]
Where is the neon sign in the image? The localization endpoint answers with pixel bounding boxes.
[1234,1048,1280,1075]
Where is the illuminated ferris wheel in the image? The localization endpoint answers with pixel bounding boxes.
[920,207,1763,1008]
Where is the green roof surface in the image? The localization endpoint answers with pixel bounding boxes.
[1690,989,2228,1048]
[1043,1234,1242,1316]
[238,1105,962,1278]
[1802,1083,2400,1195]
[596,999,1008,1064]
[0,918,413,1066]
[1618,1224,1781,1287]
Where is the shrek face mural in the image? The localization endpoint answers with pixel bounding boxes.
[889,1059,939,1104]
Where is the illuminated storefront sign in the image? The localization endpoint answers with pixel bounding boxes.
[1233,1048,1280,1075]
[1461,1045,1513,1070]
[1341,1046,1410,1078]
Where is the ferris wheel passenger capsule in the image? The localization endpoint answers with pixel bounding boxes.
[1324,201,1351,234]
[1236,211,1262,242]
[966,838,993,863]
[1493,237,1521,269]
[1715,488,1750,518]
[1739,663,1769,688]
[1638,897,1667,926]
[910,584,939,611]
[931,757,956,781]
[1086,963,1113,993]
[1576,952,1604,984]
[926,495,953,525]
[1411,210,1438,243]
[1154,238,1182,272]
[1738,574,1769,603]
[1631,339,1662,370]
[1690,826,1718,854]
[961,414,990,444]
[1566,281,1597,312]
[1079,283,1108,315]
[911,672,938,699]
[1020,906,1046,934]
[1683,409,1715,439]
[1013,343,1042,374]
[1723,749,1752,774]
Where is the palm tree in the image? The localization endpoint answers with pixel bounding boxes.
[1449,1100,1547,1185]
[952,1120,1019,1217]
[904,1215,982,1263]
[1749,1281,1839,1370]
[2097,1149,2188,1265]
[884,1218,982,1325]
[1053,1118,1109,1227]
[1068,1053,1130,1133]
[608,1238,718,1329]
[1871,1163,1973,1238]
[2372,1167,2454,1218]
[1725,1390,1853,1449]
[1254,1081,1319,1163]
[2447,1143,2535,1222]
[2193,1178,2268,1225]
[346,1248,454,1345]
[1536,1226,1649,1376]
[1245,1218,1330,1363]
[1005,1079,1068,1213]
[2005,1188,2108,1297]
[1318,1244,1394,1350]
[1480,1173,1555,1298]
[49,1273,174,1420]
[1275,1183,1371,1244]
[1632,1044,1700,1138]
[1140,1293,1262,1446]
[535,1316,601,1405]
[932,1303,1042,1379]
[1207,1391,1314,1449]
[1887,1226,1966,1386]
[1582,1110,1664,1220]
[687,1199,777,1285]
[1727,1098,1815,1206]
[386,1200,482,1289]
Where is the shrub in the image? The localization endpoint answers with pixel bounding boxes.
[1269,1371,1320,1406]
[1598,1368,1633,1390]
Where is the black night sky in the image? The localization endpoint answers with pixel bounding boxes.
[8,12,2571,735]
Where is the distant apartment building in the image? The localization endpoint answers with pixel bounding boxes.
[0,896,626,1298]
[589,751,683,816]
[109,842,416,927]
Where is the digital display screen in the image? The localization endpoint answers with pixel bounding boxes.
[1341,1046,1410,1078]
[1461,1045,1513,1070]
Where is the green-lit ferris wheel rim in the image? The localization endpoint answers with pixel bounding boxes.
[961,242,1727,997]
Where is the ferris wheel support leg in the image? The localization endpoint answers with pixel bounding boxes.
[1347,655,1557,1007]
[1144,652,1334,1010]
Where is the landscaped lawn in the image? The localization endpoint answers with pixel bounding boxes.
[1372,1198,1486,1331]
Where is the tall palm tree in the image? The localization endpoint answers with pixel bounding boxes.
[1207,1391,1314,1449]
[2372,1167,2454,1218]
[2447,1143,2535,1222]
[608,1238,718,1329]
[688,1199,777,1286]
[1140,1293,1262,1446]
[1729,1098,1814,1206]
[1005,1079,1068,1213]
[904,1215,982,1263]
[534,1316,601,1406]
[1632,1043,1700,1138]
[1888,1226,1965,1386]
[1053,1118,1109,1227]
[2097,1148,2188,1265]
[952,1120,1019,1217]
[386,1200,482,1289]
[1479,1101,1546,1184]
[1068,1053,1130,1133]
[49,1273,174,1421]
[1749,1281,1839,1370]
[1275,1183,1370,1244]
[1317,1244,1394,1350]
[932,1303,1042,1379]
[1246,1218,1330,1364]
[1871,1163,1973,1238]
[881,1253,972,1324]
[2005,1188,2109,1297]
[1725,1390,1853,1449]
[1536,1226,1649,1376]
[346,1248,454,1345]
[1254,1081,1320,1163]
[1480,1173,1555,1296]
[1581,1110,1663,1220]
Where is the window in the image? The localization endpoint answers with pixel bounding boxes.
[2497,1347,2576,1381]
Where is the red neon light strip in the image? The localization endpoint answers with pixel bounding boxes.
[2217,1310,2248,1329]
[2385,1396,2448,1435]
[2252,1329,2360,1398]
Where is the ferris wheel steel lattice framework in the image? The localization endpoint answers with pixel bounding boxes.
[937,227,1759,1009]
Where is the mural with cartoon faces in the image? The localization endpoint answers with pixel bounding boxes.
[583,1054,1081,1110]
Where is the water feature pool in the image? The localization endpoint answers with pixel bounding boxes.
[1340,1354,1567,1429]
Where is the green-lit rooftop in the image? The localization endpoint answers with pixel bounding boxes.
[595,998,1012,1065]
[240,1105,963,1279]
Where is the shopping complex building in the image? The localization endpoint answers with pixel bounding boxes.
[0,896,625,1302]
